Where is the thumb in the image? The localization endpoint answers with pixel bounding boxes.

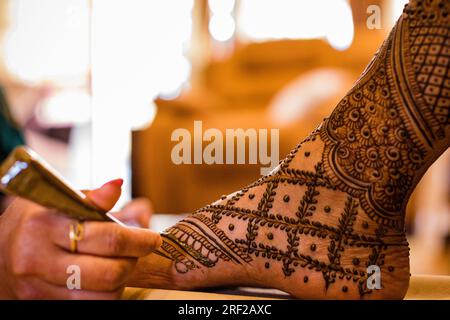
[84,179,123,211]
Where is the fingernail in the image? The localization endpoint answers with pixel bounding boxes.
[106,179,123,187]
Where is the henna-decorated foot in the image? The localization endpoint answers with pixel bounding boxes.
[129,0,450,299]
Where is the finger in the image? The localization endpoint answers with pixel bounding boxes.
[113,198,153,228]
[24,248,137,291]
[14,277,122,300]
[51,217,162,257]
[84,179,123,211]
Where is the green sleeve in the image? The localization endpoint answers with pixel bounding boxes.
[0,87,25,162]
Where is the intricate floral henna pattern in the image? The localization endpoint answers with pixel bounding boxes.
[321,0,450,230]
[154,1,448,299]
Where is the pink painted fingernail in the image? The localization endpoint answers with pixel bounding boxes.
[106,179,123,187]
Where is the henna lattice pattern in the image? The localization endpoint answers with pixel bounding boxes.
[408,0,450,128]
[160,147,407,296]
[156,0,447,298]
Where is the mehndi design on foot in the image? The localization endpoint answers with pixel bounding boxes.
[152,0,449,299]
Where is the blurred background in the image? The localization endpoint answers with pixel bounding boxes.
[0,0,448,276]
